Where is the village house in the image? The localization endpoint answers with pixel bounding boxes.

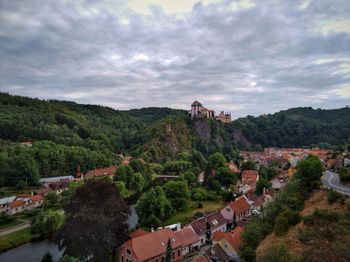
[0,196,16,213]
[39,175,74,185]
[241,170,259,187]
[212,226,244,260]
[220,195,252,227]
[187,212,227,246]
[226,162,240,174]
[205,244,231,262]
[84,166,117,179]
[118,227,199,262]
[6,194,43,215]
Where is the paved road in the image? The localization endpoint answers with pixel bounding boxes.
[322,171,350,196]
[0,222,30,237]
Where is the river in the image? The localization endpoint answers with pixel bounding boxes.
[0,205,138,262]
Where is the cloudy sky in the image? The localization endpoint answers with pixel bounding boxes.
[0,0,349,118]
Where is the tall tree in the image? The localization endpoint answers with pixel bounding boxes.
[56,179,130,262]
[165,238,172,262]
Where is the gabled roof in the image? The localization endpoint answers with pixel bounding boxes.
[175,227,200,246]
[130,228,150,238]
[241,170,259,178]
[205,243,230,262]
[228,196,251,214]
[189,212,226,236]
[212,226,244,252]
[85,166,117,179]
[29,195,43,202]
[191,101,203,107]
[124,228,182,261]
[9,200,25,209]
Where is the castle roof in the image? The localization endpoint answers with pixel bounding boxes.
[191,101,202,107]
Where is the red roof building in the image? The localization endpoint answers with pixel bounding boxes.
[84,166,117,179]
[212,226,244,256]
[241,170,259,186]
[119,227,200,262]
[220,196,252,224]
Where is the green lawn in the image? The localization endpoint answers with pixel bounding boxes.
[0,228,32,253]
[162,199,226,226]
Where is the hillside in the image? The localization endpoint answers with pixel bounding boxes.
[228,107,350,149]
[256,190,350,262]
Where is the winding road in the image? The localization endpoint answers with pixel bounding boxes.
[322,171,350,196]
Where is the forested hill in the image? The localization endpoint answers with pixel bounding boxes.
[228,107,350,149]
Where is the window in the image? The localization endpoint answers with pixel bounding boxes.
[201,239,204,244]
[172,251,175,259]
[155,259,158,262]
[161,257,164,262]
[178,250,180,257]
[121,256,124,262]
[126,249,131,255]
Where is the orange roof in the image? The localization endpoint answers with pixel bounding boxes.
[85,166,117,179]
[229,196,251,215]
[130,228,149,238]
[175,227,199,246]
[212,226,244,252]
[124,228,182,261]
[212,231,226,241]
[228,226,244,251]
[242,170,259,178]
[9,200,25,209]
[29,195,43,202]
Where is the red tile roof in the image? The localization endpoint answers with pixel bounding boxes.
[212,226,244,252]
[175,227,199,246]
[189,212,226,236]
[29,195,43,202]
[228,196,251,215]
[9,200,25,209]
[124,228,182,261]
[85,166,117,179]
[241,170,259,178]
[130,228,149,238]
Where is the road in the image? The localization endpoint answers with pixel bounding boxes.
[322,171,350,196]
[0,222,30,237]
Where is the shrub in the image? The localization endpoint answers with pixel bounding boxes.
[197,202,203,208]
[194,211,204,218]
[274,215,289,236]
[261,244,292,262]
[239,246,256,262]
[327,189,343,204]
[205,191,217,201]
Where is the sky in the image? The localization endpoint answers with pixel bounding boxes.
[0,0,349,118]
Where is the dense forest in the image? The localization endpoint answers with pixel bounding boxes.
[0,92,349,186]
[228,107,350,148]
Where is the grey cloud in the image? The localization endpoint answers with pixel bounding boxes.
[0,0,349,119]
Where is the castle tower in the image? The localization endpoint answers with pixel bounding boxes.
[189,100,203,119]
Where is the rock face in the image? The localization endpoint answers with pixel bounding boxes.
[231,129,251,148]
[193,119,211,143]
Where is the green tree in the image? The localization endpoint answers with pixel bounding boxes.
[163,180,191,210]
[216,167,236,187]
[239,246,256,262]
[136,186,173,228]
[255,178,272,196]
[181,171,197,187]
[165,238,172,262]
[241,160,256,171]
[274,214,289,236]
[208,152,226,170]
[295,155,323,192]
[44,192,61,210]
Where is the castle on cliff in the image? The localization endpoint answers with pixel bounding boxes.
[188,101,231,123]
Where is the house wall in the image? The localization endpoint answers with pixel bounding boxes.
[214,238,238,257]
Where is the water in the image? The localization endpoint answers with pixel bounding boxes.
[0,240,62,262]
[0,205,139,261]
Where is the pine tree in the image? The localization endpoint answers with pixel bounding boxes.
[165,238,172,262]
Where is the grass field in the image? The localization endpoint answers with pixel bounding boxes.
[0,228,32,253]
[0,219,23,230]
[162,199,226,226]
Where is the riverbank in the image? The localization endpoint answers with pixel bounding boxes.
[0,228,33,253]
